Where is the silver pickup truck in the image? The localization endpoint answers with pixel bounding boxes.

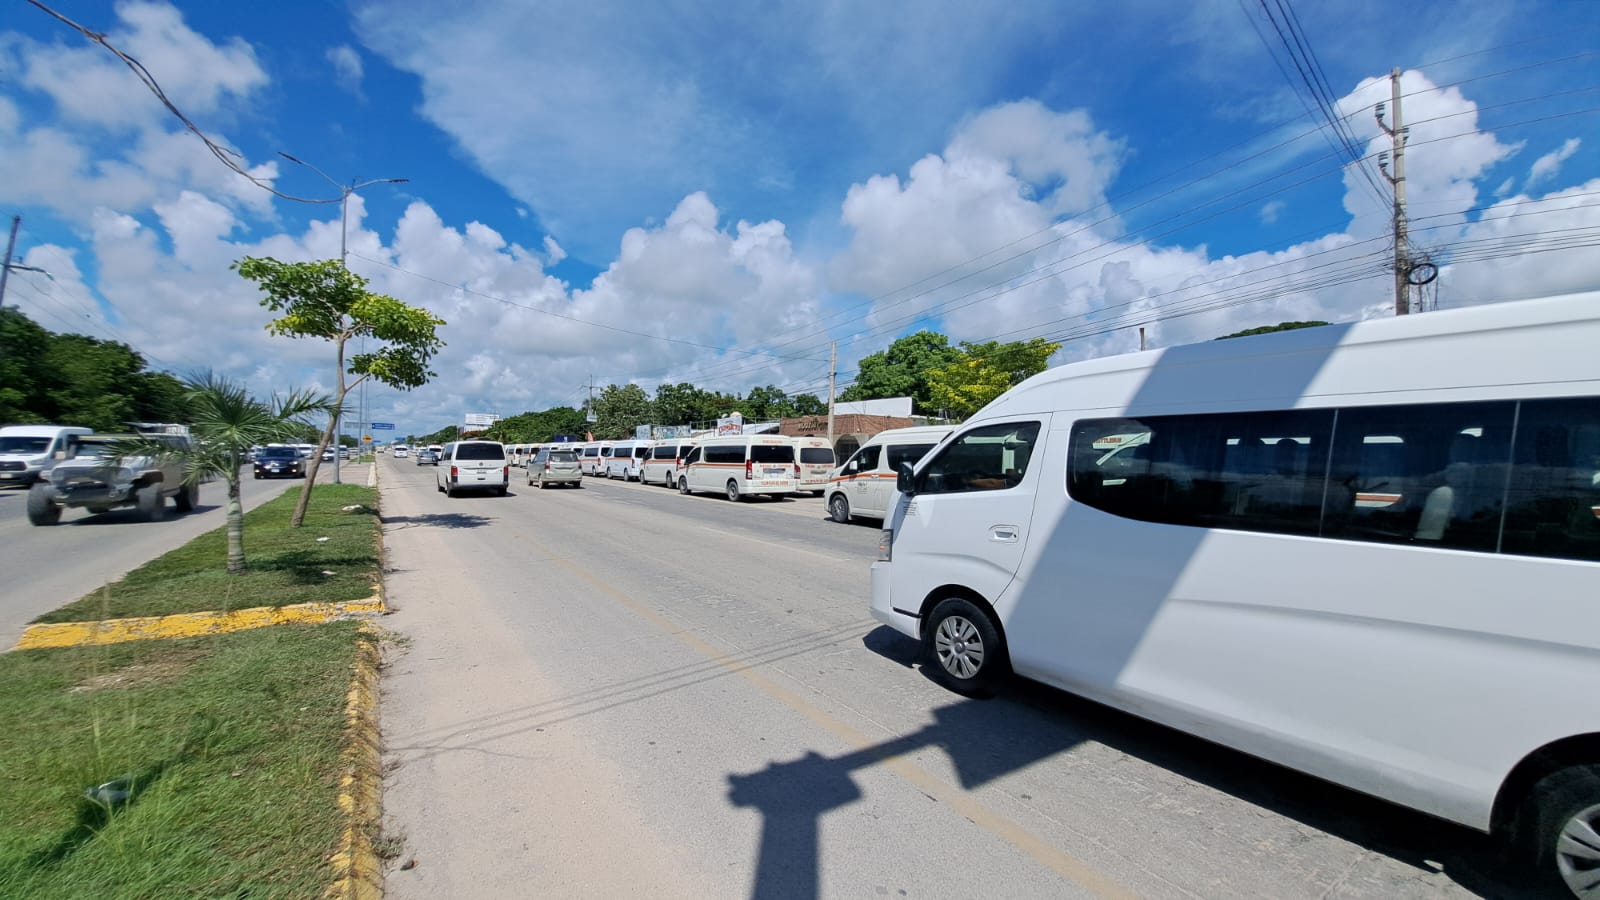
[27,427,198,526]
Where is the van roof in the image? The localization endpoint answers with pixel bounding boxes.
[863,425,955,443]
[0,425,92,436]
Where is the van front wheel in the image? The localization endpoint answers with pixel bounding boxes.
[828,494,850,523]
[678,476,690,495]
[924,597,1008,698]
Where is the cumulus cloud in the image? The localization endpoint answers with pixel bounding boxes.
[1259,200,1286,224]
[1527,138,1581,188]
[326,44,365,97]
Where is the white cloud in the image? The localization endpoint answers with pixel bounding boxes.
[1527,138,1581,188]
[326,44,364,97]
[1259,200,1286,224]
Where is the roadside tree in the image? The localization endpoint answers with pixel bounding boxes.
[113,372,335,574]
[234,257,445,527]
[593,384,653,438]
[927,338,1060,420]
[838,331,961,413]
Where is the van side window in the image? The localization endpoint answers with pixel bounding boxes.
[653,445,675,459]
[886,443,935,472]
[684,447,702,464]
[917,422,1040,494]
[705,445,742,464]
[848,445,881,474]
[1499,397,1600,561]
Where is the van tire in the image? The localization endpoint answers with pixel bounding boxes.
[678,476,690,495]
[828,494,850,523]
[726,480,741,502]
[1515,763,1600,897]
[924,597,1008,698]
[27,485,60,526]
[137,483,165,522]
[174,483,197,513]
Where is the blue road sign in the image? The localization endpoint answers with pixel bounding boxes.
[370,422,395,430]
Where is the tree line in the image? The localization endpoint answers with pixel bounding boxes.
[409,332,1062,444]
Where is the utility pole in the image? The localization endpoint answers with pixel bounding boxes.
[1376,68,1411,316]
[0,216,19,312]
[826,342,837,451]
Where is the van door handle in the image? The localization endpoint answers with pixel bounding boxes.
[990,525,1019,543]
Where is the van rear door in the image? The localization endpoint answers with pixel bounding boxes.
[452,442,506,485]
[890,420,1046,617]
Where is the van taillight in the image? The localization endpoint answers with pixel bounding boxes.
[503,466,510,479]
[450,465,459,479]
[745,459,753,479]
[794,462,801,478]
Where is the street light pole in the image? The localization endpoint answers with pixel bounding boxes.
[278,153,407,484]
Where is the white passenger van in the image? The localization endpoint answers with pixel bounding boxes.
[435,440,509,497]
[870,292,1600,893]
[0,425,92,485]
[825,425,953,523]
[678,434,797,500]
[578,441,614,476]
[642,438,699,487]
[790,436,838,495]
[605,439,656,480]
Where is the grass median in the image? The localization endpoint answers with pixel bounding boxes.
[0,621,369,899]
[36,483,381,624]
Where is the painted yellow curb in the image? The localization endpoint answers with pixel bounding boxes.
[11,595,385,651]
[327,623,384,900]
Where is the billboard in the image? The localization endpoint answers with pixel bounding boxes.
[716,412,744,436]
[463,413,499,427]
[635,425,652,440]
[652,425,693,439]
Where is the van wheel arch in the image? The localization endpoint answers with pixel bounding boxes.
[919,587,1011,667]
[1493,733,1600,839]
[919,587,1011,697]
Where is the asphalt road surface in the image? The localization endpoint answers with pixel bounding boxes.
[377,456,1537,899]
[0,467,334,648]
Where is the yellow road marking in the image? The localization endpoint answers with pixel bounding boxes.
[12,594,385,651]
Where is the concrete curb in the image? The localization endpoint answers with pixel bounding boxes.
[11,596,384,651]
[327,622,384,900]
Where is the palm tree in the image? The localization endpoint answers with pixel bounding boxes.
[116,373,335,574]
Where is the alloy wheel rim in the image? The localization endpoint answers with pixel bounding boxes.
[1558,801,1600,898]
[934,615,984,679]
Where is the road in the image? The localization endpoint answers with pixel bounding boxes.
[377,456,1532,899]
[0,468,338,648]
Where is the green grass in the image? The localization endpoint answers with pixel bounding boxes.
[37,484,380,624]
[0,622,366,899]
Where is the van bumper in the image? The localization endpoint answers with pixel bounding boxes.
[870,562,919,639]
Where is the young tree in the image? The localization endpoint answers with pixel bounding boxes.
[927,338,1060,420]
[234,257,446,527]
[114,373,335,574]
[838,331,961,413]
[593,383,653,438]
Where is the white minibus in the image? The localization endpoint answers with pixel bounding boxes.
[790,436,838,495]
[0,425,92,485]
[642,439,699,487]
[871,292,1600,894]
[578,441,614,476]
[825,425,953,522]
[678,435,797,500]
[605,439,656,480]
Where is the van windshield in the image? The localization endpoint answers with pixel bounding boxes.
[0,436,52,454]
[456,443,506,461]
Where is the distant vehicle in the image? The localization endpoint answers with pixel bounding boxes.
[870,291,1600,895]
[436,440,508,497]
[415,448,439,465]
[826,425,953,523]
[322,447,336,461]
[605,439,655,480]
[578,441,614,476]
[790,436,838,496]
[392,444,410,459]
[528,447,582,488]
[677,435,796,501]
[254,446,306,479]
[30,429,196,524]
[0,425,93,486]
[642,439,698,488]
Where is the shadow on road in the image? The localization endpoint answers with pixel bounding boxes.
[727,627,1536,900]
[381,512,493,530]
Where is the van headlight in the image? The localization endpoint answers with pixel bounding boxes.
[878,529,893,562]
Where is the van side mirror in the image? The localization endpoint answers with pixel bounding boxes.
[896,461,916,495]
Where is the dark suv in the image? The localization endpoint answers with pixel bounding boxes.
[254,447,306,479]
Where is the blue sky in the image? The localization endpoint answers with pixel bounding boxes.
[2,1,1597,434]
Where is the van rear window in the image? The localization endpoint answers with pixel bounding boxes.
[455,443,506,461]
[547,451,577,462]
[751,445,794,463]
[800,447,835,464]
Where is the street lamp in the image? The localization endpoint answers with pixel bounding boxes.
[278,152,408,483]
